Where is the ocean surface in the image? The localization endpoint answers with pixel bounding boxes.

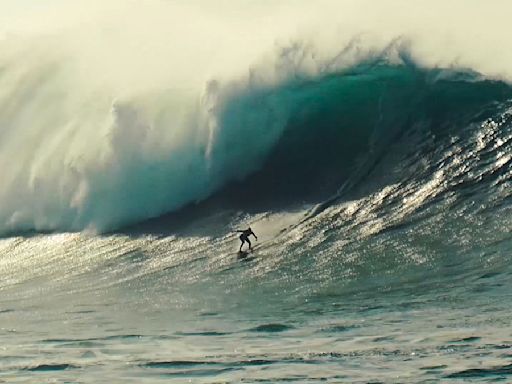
[2,2,512,382]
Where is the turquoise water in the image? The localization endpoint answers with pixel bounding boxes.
[2,58,512,383]
[1,225,512,383]
[3,108,512,381]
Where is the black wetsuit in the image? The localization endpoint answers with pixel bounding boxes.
[237,228,257,251]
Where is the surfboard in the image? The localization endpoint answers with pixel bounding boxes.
[237,246,257,260]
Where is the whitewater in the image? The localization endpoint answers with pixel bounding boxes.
[2,1,512,382]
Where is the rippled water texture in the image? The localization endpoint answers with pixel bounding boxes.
[2,101,512,381]
[2,3,512,380]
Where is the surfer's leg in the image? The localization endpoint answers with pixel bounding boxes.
[247,238,252,250]
[239,235,244,251]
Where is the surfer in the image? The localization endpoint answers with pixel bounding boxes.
[236,227,257,252]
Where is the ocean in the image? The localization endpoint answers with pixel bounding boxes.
[1,1,512,382]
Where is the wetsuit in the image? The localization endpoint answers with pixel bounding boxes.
[237,228,257,251]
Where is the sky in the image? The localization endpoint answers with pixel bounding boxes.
[1,0,512,96]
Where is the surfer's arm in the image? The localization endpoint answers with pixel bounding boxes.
[252,233,258,240]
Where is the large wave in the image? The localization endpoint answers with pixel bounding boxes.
[1,1,512,236]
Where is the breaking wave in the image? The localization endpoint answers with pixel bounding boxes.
[1,3,512,236]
